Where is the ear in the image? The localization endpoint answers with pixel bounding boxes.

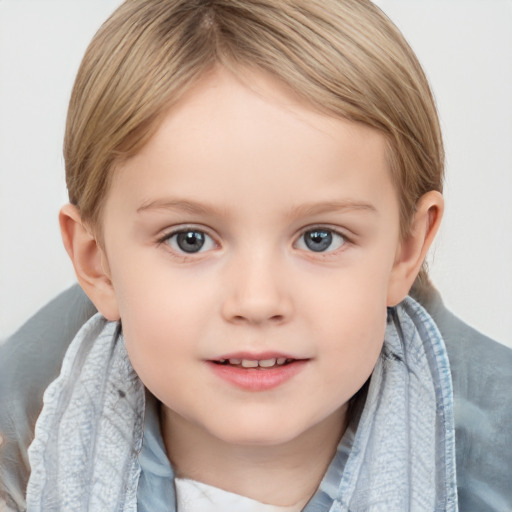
[59,204,120,321]
[387,191,444,306]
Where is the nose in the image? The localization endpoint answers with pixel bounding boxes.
[221,251,293,326]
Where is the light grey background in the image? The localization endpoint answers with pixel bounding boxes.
[1,0,511,347]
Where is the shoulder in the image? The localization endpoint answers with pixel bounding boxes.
[0,285,96,510]
[414,284,512,511]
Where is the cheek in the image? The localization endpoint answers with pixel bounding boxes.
[322,299,386,369]
[106,263,178,355]
[110,260,222,382]
[119,300,201,402]
[118,289,200,359]
[110,248,209,329]
[301,266,389,388]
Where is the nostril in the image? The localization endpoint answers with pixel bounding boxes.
[221,293,293,325]
[232,314,285,324]
[231,315,285,324]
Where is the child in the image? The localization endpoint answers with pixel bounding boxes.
[0,0,511,510]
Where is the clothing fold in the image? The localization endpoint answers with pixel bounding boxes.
[26,316,145,512]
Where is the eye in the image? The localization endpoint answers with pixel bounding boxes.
[163,229,216,254]
[296,228,346,253]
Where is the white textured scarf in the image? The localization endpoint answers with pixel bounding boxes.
[26,317,145,511]
[26,298,457,511]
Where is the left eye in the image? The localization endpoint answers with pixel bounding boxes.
[296,228,346,253]
[164,229,216,254]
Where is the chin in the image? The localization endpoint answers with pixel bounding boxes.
[218,431,298,448]
[207,415,319,448]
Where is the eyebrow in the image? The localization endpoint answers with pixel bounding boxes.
[136,197,377,217]
[288,200,378,218]
[137,198,221,216]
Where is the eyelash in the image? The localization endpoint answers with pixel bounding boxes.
[157,227,217,258]
[294,226,350,254]
[156,225,351,258]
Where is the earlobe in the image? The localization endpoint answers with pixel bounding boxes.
[59,204,120,321]
[387,191,444,306]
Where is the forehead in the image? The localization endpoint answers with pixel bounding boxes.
[106,67,397,222]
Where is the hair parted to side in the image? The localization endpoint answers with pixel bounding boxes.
[64,0,444,282]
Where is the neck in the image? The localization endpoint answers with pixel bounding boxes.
[160,405,347,508]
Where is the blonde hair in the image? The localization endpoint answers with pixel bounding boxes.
[64,0,443,282]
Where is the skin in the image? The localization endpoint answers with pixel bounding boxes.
[61,67,443,507]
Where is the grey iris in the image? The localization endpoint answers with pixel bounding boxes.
[304,229,332,252]
[176,231,205,253]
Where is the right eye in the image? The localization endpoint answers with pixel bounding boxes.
[163,229,216,254]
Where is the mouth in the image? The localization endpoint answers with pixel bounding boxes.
[213,357,296,369]
[207,354,308,391]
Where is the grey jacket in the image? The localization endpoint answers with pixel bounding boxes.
[1,284,511,511]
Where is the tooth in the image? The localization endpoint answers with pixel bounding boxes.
[219,359,226,363]
[276,358,287,365]
[229,358,242,365]
[241,359,258,368]
[259,358,276,368]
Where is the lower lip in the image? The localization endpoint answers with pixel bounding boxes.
[207,360,308,391]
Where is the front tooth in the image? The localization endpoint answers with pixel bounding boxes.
[276,357,287,365]
[259,358,276,368]
[241,359,258,368]
[229,358,242,365]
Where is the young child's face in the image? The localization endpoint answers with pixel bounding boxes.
[100,67,403,447]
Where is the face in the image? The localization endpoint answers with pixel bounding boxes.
[100,68,402,448]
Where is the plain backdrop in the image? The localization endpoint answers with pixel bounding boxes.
[1,0,511,347]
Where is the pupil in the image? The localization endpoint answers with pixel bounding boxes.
[177,231,205,253]
[305,230,332,252]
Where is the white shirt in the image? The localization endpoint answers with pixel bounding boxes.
[175,478,306,512]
